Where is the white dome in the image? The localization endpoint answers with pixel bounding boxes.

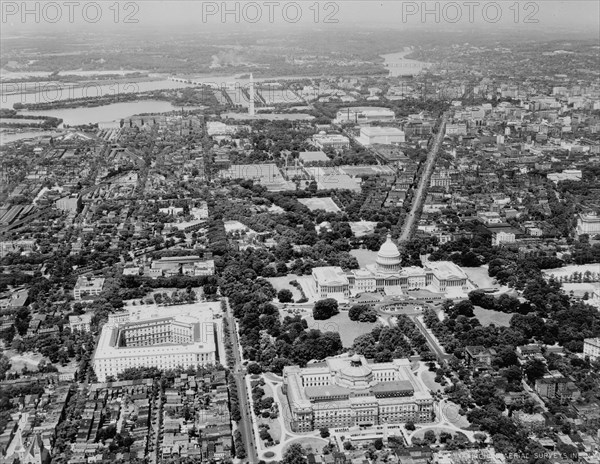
[377,235,400,259]
[376,234,401,272]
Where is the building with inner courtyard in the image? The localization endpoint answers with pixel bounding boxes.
[93,304,219,382]
[282,354,433,432]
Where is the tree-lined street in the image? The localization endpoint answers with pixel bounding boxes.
[399,112,449,242]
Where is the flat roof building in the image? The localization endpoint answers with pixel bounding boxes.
[492,231,516,246]
[151,255,215,277]
[311,134,350,150]
[576,212,600,237]
[283,354,433,432]
[221,164,295,191]
[335,107,396,124]
[583,338,600,362]
[312,267,350,300]
[304,167,361,192]
[358,127,405,146]
[74,276,105,301]
[69,314,92,333]
[547,169,582,184]
[299,151,330,164]
[93,304,219,382]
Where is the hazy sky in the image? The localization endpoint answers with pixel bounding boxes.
[2,1,599,36]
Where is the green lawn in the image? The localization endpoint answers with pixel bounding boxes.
[283,437,329,455]
[259,418,282,442]
[259,382,282,441]
[350,249,378,268]
[4,350,48,373]
[413,426,472,444]
[267,276,304,301]
[302,311,378,347]
[420,369,445,393]
[275,384,296,433]
[473,306,513,327]
[297,197,341,212]
[442,401,470,429]
[462,267,499,290]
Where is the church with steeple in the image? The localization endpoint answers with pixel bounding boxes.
[312,234,470,301]
[2,428,50,464]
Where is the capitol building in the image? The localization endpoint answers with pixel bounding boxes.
[283,354,434,432]
[312,235,469,301]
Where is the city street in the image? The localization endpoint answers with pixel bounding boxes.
[223,298,258,463]
[411,315,450,362]
[399,112,449,242]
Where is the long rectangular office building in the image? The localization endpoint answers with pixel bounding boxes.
[93,304,218,381]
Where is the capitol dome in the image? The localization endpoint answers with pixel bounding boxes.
[376,234,401,273]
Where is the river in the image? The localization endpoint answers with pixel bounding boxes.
[22,100,201,127]
[381,50,431,77]
[0,69,150,80]
[0,79,195,109]
[0,78,205,143]
[0,130,56,146]
[0,74,311,109]
[0,73,315,144]
[0,100,205,145]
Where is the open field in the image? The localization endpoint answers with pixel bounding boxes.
[562,283,600,309]
[126,287,204,304]
[301,311,376,347]
[442,401,470,429]
[267,276,303,302]
[350,249,378,268]
[462,266,498,290]
[222,112,314,121]
[282,437,329,455]
[224,220,252,233]
[349,221,377,237]
[4,350,47,372]
[295,275,319,303]
[305,167,360,192]
[259,89,303,104]
[543,264,600,280]
[420,369,445,393]
[562,282,600,294]
[413,426,469,441]
[297,197,341,212]
[259,416,281,442]
[473,306,513,327]
[259,382,282,441]
[58,360,79,375]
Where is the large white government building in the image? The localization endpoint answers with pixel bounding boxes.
[576,212,600,237]
[283,354,434,432]
[334,107,396,124]
[583,338,600,362]
[93,303,219,382]
[313,235,469,300]
[358,126,406,146]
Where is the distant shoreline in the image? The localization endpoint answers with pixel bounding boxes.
[380,50,431,77]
